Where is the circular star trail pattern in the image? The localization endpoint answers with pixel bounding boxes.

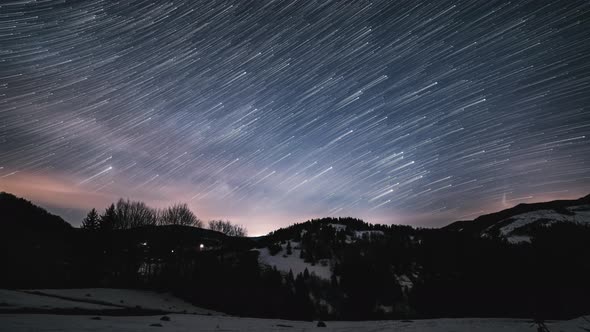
[1,0,590,233]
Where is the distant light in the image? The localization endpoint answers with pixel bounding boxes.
[199,244,205,249]
[171,249,174,253]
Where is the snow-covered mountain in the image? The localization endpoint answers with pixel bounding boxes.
[253,222,388,280]
[444,194,590,243]
[254,240,332,280]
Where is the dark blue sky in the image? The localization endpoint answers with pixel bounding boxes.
[1,0,589,234]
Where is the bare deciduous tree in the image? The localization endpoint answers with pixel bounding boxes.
[208,219,247,237]
[158,203,202,227]
[114,198,158,229]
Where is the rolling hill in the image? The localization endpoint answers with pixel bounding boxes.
[1,191,590,320]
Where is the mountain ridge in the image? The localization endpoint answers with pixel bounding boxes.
[443,193,590,243]
[0,191,73,232]
[3,190,590,236]
[2,191,590,320]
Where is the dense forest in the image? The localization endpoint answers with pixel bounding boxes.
[1,191,590,321]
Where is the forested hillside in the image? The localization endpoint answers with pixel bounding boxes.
[2,192,589,320]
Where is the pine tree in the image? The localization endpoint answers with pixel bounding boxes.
[331,273,338,288]
[287,269,295,284]
[286,241,292,255]
[99,204,117,231]
[81,208,100,230]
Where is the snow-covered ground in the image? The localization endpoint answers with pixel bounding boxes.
[569,205,590,222]
[0,288,221,315]
[32,288,219,314]
[325,223,385,241]
[254,241,332,280]
[498,210,570,235]
[354,229,384,239]
[1,313,589,331]
[0,289,118,310]
[254,224,388,280]
[1,288,589,331]
[396,274,414,291]
[326,223,347,231]
[507,235,532,244]
[483,205,590,243]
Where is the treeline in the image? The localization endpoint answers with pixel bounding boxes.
[80,198,246,236]
[3,191,590,321]
[260,217,590,320]
[264,218,416,319]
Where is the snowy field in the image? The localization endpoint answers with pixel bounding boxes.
[0,289,118,310]
[253,225,388,281]
[1,289,589,331]
[0,288,220,315]
[2,313,590,331]
[254,241,332,279]
[31,288,220,314]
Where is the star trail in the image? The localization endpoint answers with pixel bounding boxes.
[1,0,590,234]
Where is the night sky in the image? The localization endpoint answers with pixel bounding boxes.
[1,0,590,235]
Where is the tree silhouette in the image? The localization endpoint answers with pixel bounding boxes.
[208,219,247,237]
[99,203,117,231]
[81,208,100,230]
[158,203,202,227]
[114,198,157,229]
